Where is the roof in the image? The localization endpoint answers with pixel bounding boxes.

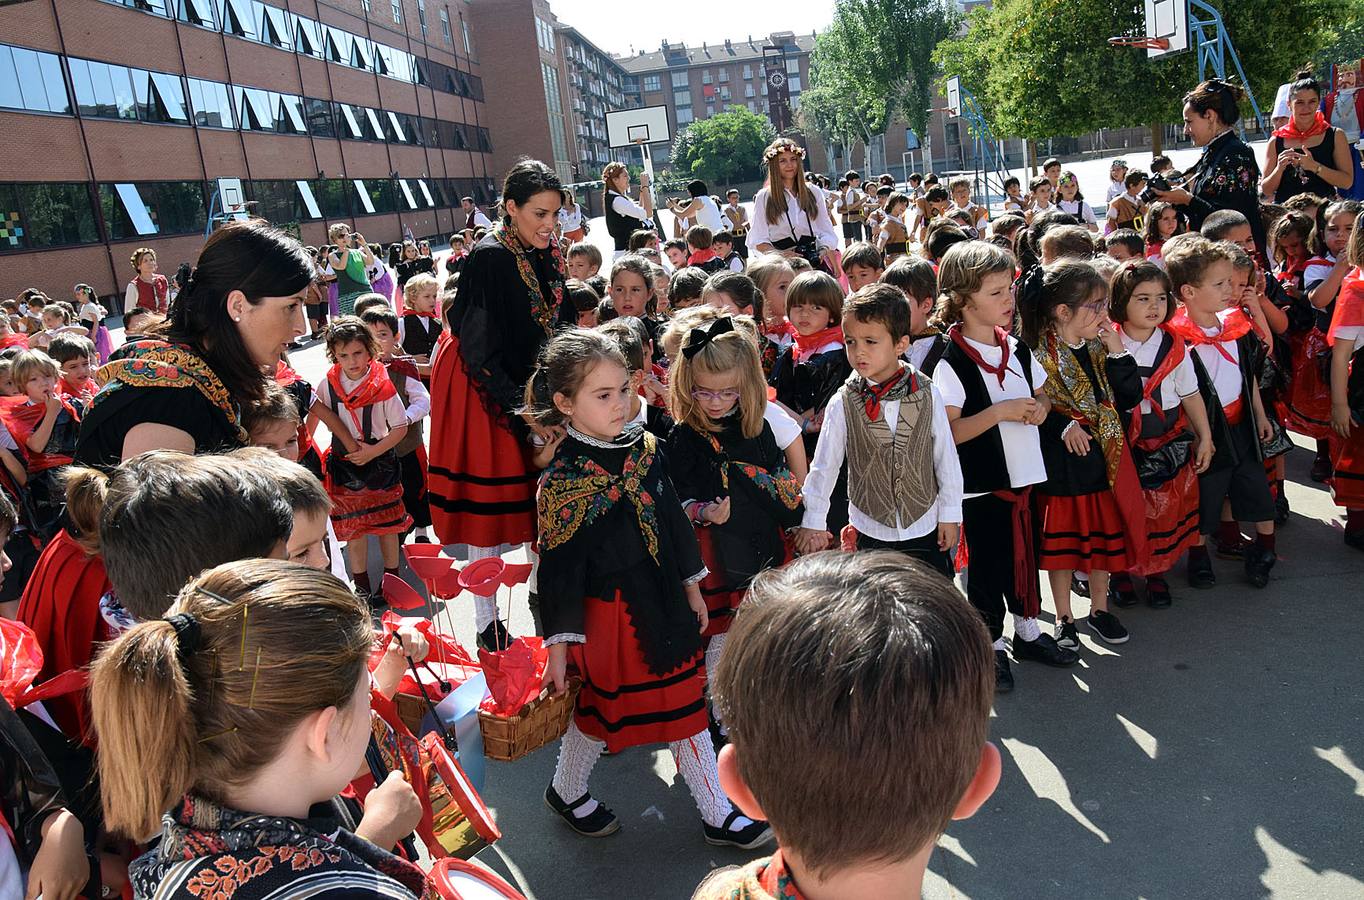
[616,32,817,73]
[556,24,630,75]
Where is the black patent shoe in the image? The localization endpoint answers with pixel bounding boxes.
[545,786,620,837]
[1109,579,1140,609]
[1244,544,1276,588]
[1187,552,1215,589]
[1146,578,1173,609]
[704,811,774,849]
[995,649,1015,693]
[477,620,513,652]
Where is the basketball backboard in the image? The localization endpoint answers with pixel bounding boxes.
[945,76,962,118]
[606,105,671,149]
[1144,0,1189,59]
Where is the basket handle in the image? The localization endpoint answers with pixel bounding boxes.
[407,656,458,753]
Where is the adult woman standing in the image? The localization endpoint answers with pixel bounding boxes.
[1151,80,1266,254]
[395,240,434,289]
[666,179,724,233]
[77,220,310,467]
[558,188,587,243]
[327,223,376,316]
[1261,70,1354,203]
[601,161,653,258]
[123,248,169,315]
[748,139,841,275]
[428,160,565,649]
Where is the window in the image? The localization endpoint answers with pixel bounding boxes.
[391,0,401,24]
[742,64,752,79]
[744,83,754,98]
[98,181,207,239]
[719,69,729,83]
[789,75,801,93]
[176,0,217,28]
[676,107,693,125]
[535,17,555,53]
[187,77,234,128]
[701,70,711,85]
[68,58,137,120]
[671,71,688,88]
[417,0,426,37]
[396,179,419,210]
[311,179,350,218]
[385,110,408,143]
[541,61,568,164]
[234,86,272,130]
[673,89,690,108]
[705,104,713,116]
[132,70,190,124]
[275,92,307,133]
[461,17,472,55]
[353,178,395,215]
[254,2,292,49]
[219,0,256,40]
[643,74,660,92]
[785,58,799,75]
[0,44,70,115]
[0,183,99,250]
[719,85,730,101]
[304,97,333,136]
[440,9,451,44]
[292,15,320,56]
[244,179,317,223]
[109,0,172,15]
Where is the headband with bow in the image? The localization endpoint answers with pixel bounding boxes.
[682,316,735,359]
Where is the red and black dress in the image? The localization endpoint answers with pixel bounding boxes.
[536,425,708,753]
[1327,268,1364,521]
[1036,334,1148,573]
[1280,254,1336,440]
[428,226,564,549]
[1,394,84,541]
[771,327,849,532]
[667,414,802,637]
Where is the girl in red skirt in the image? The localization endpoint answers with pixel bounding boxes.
[1304,201,1363,478]
[1328,215,1364,552]
[531,329,772,850]
[666,316,803,689]
[313,317,411,607]
[1020,262,1147,649]
[1111,261,1214,608]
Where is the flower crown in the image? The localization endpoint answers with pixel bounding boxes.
[764,142,806,162]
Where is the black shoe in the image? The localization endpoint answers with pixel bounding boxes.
[1274,490,1290,525]
[1109,580,1139,609]
[477,620,513,652]
[1069,573,1090,598]
[1244,544,1276,588]
[1146,578,1173,609]
[1187,552,1216,589]
[1054,616,1080,651]
[1013,633,1080,667]
[1345,530,1364,552]
[994,649,1015,693]
[704,811,774,849]
[545,786,620,837]
[413,534,432,543]
[1088,609,1129,644]
[1212,531,1250,560]
[1310,452,1332,483]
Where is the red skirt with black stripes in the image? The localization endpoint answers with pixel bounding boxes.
[1131,460,1200,576]
[568,589,708,753]
[1038,452,1149,574]
[427,335,537,548]
[1329,427,1364,509]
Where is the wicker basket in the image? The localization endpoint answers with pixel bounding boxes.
[478,678,581,762]
[395,691,431,735]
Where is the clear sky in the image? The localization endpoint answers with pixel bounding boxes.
[546,0,834,58]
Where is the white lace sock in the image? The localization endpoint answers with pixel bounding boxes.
[1013,615,1041,642]
[670,729,743,829]
[993,637,1007,651]
[705,633,729,733]
[551,722,605,817]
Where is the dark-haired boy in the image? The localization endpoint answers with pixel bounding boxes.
[880,257,944,373]
[842,242,885,292]
[794,285,962,578]
[565,242,602,281]
[836,171,867,246]
[48,334,98,404]
[1107,170,1147,233]
[1104,229,1146,262]
[668,267,708,310]
[712,231,744,273]
[685,226,727,274]
[694,549,999,900]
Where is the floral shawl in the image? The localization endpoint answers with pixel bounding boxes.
[1038,331,1126,486]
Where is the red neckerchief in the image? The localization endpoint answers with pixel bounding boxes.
[860,366,912,421]
[1166,307,1252,364]
[1273,110,1330,141]
[407,306,440,320]
[687,248,718,266]
[948,323,1011,386]
[1119,324,1187,444]
[1276,254,1309,285]
[326,360,397,432]
[792,324,844,360]
[275,360,303,387]
[59,377,97,401]
[1329,267,1364,346]
[763,319,797,341]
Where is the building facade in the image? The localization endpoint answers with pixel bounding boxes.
[0,0,496,302]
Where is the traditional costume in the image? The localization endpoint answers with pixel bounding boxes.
[771,325,851,532]
[1270,112,1342,203]
[879,213,909,257]
[399,310,443,369]
[275,360,322,479]
[1,394,82,541]
[759,320,795,382]
[384,355,431,532]
[1326,267,1364,541]
[693,850,808,900]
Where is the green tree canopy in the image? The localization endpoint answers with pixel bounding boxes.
[668,106,778,186]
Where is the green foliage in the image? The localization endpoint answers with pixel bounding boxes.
[1312,7,1364,70]
[668,106,778,187]
[934,0,1352,140]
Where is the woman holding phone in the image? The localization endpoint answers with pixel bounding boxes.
[1261,69,1354,203]
[327,223,375,316]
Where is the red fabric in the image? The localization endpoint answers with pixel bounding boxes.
[791,324,844,360]
[275,360,304,386]
[1038,452,1148,573]
[427,335,536,547]
[15,530,109,742]
[1129,443,1200,577]
[859,367,911,421]
[568,588,707,753]
[762,320,797,342]
[1328,268,1364,346]
[1167,307,1253,347]
[59,376,98,404]
[477,637,548,715]
[0,396,79,472]
[1284,328,1333,439]
[1224,396,1245,425]
[0,334,26,350]
[1329,427,1364,509]
[1273,110,1330,141]
[992,487,1041,617]
[948,324,1011,387]
[1123,326,1187,445]
[324,456,411,543]
[327,360,397,412]
[694,527,745,638]
[687,248,718,266]
[130,275,169,313]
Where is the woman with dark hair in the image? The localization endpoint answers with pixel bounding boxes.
[76,219,311,467]
[666,179,724,232]
[1261,69,1354,203]
[601,161,654,258]
[428,159,565,650]
[1151,79,1266,253]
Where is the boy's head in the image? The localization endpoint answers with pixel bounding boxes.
[924,186,951,214]
[324,316,379,376]
[842,242,886,291]
[230,447,331,570]
[685,225,714,252]
[1104,229,1146,262]
[402,272,439,315]
[11,350,59,402]
[842,284,911,382]
[1042,158,1061,182]
[712,231,735,257]
[948,177,972,207]
[990,213,1025,244]
[1123,169,1148,192]
[844,170,861,187]
[566,278,602,328]
[712,551,997,880]
[243,381,302,462]
[668,267,708,309]
[785,271,843,337]
[48,333,97,383]
[875,185,894,206]
[1163,234,1235,312]
[726,189,740,205]
[352,292,390,318]
[1150,154,1173,174]
[566,242,603,280]
[924,221,971,263]
[880,257,938,334]
[359,306,401,358]
[1200,209,1254,253]
[0,360,14,397]
[908,172,924,188]
[663,239,689,268]
[123,308,160,336]
[1028,176,1052,202]
[628,229,657,252]
[1003,175,1021,196]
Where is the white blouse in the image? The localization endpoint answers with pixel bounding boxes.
[748,185,840,253]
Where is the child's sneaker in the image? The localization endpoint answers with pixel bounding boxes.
[544,786,620,837]
[1244,544,1275,588]
[1087,609,1129,644]
[1054,616,1080,651]
[703,811,774,849]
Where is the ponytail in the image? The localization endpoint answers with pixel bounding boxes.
[63,466,110,555]
[1017,261,1108,348]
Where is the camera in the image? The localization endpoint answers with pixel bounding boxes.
[1139,175,1171,205]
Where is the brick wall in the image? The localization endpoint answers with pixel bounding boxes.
[466,0,552,180]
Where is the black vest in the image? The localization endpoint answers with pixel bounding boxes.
[605,190,640,251]
[942,337,1035,494]
[401,313,443,360]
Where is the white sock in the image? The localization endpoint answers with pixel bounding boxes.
[993,637,1007,651]
[704,633,729,733]
[551,722,605,817]
[1074,571,1089,584]
[669,729,739,828]
[1013,615,1041,642]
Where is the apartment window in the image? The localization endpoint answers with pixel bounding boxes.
[673,89,690,108]
[701,70,711,85]
[245,179,320,223]
[789,75,801,93]
[234,86,271,130]
[417,0,427,38]
[391,0,401,24]
[535,17,555,53]
[541,61,568,164]
[671,71,688,88]
[719,69,729,83]
[744,83,754,98]
[67,58,138,120]
[440,8,451,43]
[742,64,752,79]
[311,179,350,218]
[0,44,70,115]
[98,181,207,239]
[461,17,472,54]
[786,58,799,75]
[719,86,730,101]
[353,178,395,215]
[385,110,408,143]
[303,96,332,136]
[133,70,190,124]
[396,179,420,211]
[359,0,369,9]
[187,77,234,128]
[292,15,321,56]
[0,182,99,251]
[705,104,713,117]
[175,0,216,27]
[107,0,172,15]
[676,107,693,125]
[275,92,307,133]
[643,74,660,92]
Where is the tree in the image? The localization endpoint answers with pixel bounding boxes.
[668,106,778,187]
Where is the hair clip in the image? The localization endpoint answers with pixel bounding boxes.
[247,646,262,710]
[237,603,249,671]
[198,725,238,744]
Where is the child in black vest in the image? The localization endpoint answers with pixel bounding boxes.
[397,273,442,378]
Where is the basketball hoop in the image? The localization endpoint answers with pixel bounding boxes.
[1108,35,1171,51]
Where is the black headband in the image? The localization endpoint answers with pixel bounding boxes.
[165,612,202,660]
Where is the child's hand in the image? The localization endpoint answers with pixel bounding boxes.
[1062,422,1092,455]
[347,444,380,466]
[1192,434,1214,473]
[1098,322,1125,355]
[1256,414,1274,444]
[995,398,1040,424]
[354,771,423,851]
[1333,401,1355,438]
[642,373,667,403]
[937,522,960,552]
[702,496,731,525]
[26,809,86,900]
[543,642,569,695]
[530,425,566,468]
[685,582,709,634]
[793,527,829,554]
